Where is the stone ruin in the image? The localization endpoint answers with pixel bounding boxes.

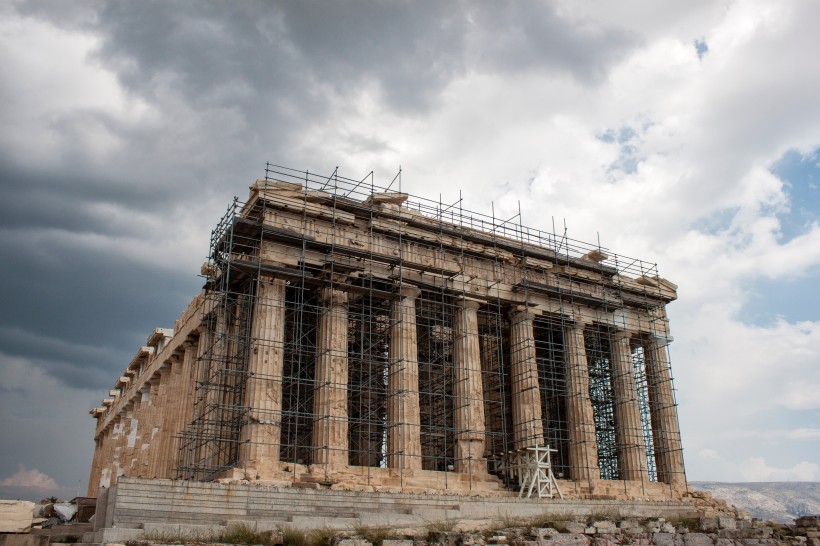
[89,165,685,501]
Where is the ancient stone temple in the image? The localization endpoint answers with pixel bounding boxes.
[87,165,686,502]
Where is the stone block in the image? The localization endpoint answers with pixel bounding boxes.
[0,500,35,533]
[551,535,591,546]
[593,536,621,546]
[533,528,560,540]
[718,518,737,531]
[335,539,372,546]
[562,523,587,534]
[651,533,676,546]
[683,534,714,546]
[382,541,413,546]
[0,535,49,546]
[593,521,618,534]
[619,520,642,531]
[92,527,145,543]
[700,518,720,533]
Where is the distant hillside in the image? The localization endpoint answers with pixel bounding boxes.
[689,482,820,523]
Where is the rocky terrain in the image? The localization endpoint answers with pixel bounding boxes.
[690,482,820,523]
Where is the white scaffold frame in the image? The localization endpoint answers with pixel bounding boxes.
[501,445,564,499]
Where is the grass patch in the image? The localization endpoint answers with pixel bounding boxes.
[585,509,621,524]
[139,528,216,544]
[281,525,310,546]
[666,516,701,532]
[488,510,580,533]
[220,523,273,545]
[139,523,337,546]
[351,522,397,546]
[425,519,458,541]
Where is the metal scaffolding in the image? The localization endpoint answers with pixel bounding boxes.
[173,163,685,492]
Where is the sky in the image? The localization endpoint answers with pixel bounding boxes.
[1,0,819,501]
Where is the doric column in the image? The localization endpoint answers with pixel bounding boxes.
[387,285,422,470]
[155,352,185,478]
[148,366,174,477]
[135,379,159,475]
[645,335,686,486]
[167,338,198,477]
[564,320,600,481]
[453,298,487,475]
[610,332,648,481]
[241,278,287,476]
[99,424,116,489]
[508,306,544,450]
[312,286,349,468]
[121,399,140,478]
[87,434,104,495]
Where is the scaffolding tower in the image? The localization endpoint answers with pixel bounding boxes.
[174,163,685,495]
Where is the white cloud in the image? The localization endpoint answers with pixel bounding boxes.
[740,457,820,482]
[2,0,820,490]
[0,464,58,490]
[698,449,720,460]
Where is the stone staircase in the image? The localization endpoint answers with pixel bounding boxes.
[82,477,698,545]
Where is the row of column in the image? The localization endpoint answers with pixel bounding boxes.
[87,333,206,495]
[241,277,685,485]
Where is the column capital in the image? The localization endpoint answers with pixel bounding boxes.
[508,304,542,321]
[320,286,349,306]
[609,328,636,343]
[455,297,481,310]
[396,284,421,300]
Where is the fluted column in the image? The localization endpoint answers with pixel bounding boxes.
[150,366,175,477]
[87,434,104,495]
[99,424,116,489]
[241,278,287,476]
[313,286,349,468]
[121,400,140,478]
[135,379,159,475]
[610,332,648,481]
[645,335,686,486]
[564,321,600,481]
[155,352,185,478]
[387,285,422,470]
[168,338,199,477]
[508,306,544,450]
[453,298,487,475]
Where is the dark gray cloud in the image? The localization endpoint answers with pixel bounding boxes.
[0,0,643,496]
[465,2,637,83]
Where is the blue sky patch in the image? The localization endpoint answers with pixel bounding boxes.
[695,39,709,59]
[739,273,820,326]
[771,148,820,243]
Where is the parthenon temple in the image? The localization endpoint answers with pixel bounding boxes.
[87,165,687,502]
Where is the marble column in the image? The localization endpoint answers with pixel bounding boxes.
[610,331,648,481]
[564,320,600,481]
[121,399,140,478]
[644,335,686,486]
[168,338,199,477]
[241,278,287,476]
[150,366,175,477]
[99,424,116,489]
[135,379,159,475]
[508,306,544,450]
[387,285,422,470]
[312,286,349,468]
[155,352,184,478]
[87,434,104,496]
[453,298,487,475]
